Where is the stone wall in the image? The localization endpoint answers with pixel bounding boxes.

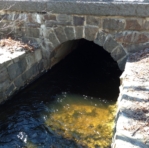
[0,37,82,103]
[0,49,44,103]
[112,48,149,148]
[50,40,81,67]
[1,10,149,102]
[0,1,149,148]
[2,11,148,70]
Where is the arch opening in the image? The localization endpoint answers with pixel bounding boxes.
[0,39,123,148]
[50,38,124,71]
[44,39,123,147]
[50,38,122,99]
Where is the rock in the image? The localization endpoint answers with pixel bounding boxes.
[86,16,101,26]
[103,18,125,31]
[64,26,75,40]
[75,26,83,39]
[103,35,119,53]
[54,27,67,43]
[73,16,85,26]
[111,46,126,61]
[84,26,99,41]
[94,31,107,46]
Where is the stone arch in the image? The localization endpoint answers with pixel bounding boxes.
[47,26,127,71]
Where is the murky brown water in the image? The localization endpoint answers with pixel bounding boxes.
[0,39,122,148]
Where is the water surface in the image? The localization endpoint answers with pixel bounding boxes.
[0,39,122,148]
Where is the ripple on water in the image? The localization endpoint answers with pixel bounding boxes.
[0,39,121,148]
[44,93,117,148]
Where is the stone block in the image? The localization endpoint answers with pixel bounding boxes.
[38,60,44,72]
[18,13,27,21]
[41,41,54,53]
[45,20,72,27]
[103,18,125,31]
[7,62,22,80]
[5,83,15,97]
[125,19,143,30]
[115,32,149,44]
[14,27,24,38]
[75,26,83,39]
[54,27,67,43]
[48,30,60,48]
[24,28,40,38]
[22,67,33,82]
[94,31,107,46]
[0,22,10,29]
[14,13,20,20]
[136,33,149,44]
[124,42,149,53]
[42,59,49,69]
[12,55,20,63]
[14,75,24,89]
[25,52,36,69]
[114,134,149,148]
[25,23,40,28]
[0,13,9,20]
[0,67,9,83]
[40,45,51,68]
[143,21,149,30]
[56,14,72,22]
[27,12,34,21]
[86,16,101,26]
[2,12,14,21]
[64,27,75,40]
[34,49,42,62]
[0,64,3,69]
[0,27,15,38]
[32,63,39,76]
[73,16,85,26]
[44,14,56,21]
[111,46,126,61]
[4,58,13,67]
[42,44,51,60]
[18,57,27,73]
[115,32,133,44]
[103,36,119,53]
[117,55,128,71]
[27,13,38,23]
[85,26,99,41]
[0,79,10,92]
[21,37,39,48]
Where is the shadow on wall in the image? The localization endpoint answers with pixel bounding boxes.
[49,39,122,99]
[50,40,81,67]
[50,38,125,71]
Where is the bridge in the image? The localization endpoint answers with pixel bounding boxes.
[0,0,149,148]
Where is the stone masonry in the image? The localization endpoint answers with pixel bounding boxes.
[2,11,149,71]
[112,48,149,148]
[0,1,149,148]
[0,48,44,103]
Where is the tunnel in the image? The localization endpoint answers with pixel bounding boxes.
[49,38,122,100]
[0,39,122,148]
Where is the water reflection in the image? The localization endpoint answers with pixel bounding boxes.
[0,39,122,148]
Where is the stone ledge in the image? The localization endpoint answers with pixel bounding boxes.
[0,47,47,103]
[112,48,149,148]
[1,1,149,17]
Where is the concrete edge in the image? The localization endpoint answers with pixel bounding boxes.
[1,1,149,17]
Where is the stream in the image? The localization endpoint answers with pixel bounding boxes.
[0,39,122,148]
